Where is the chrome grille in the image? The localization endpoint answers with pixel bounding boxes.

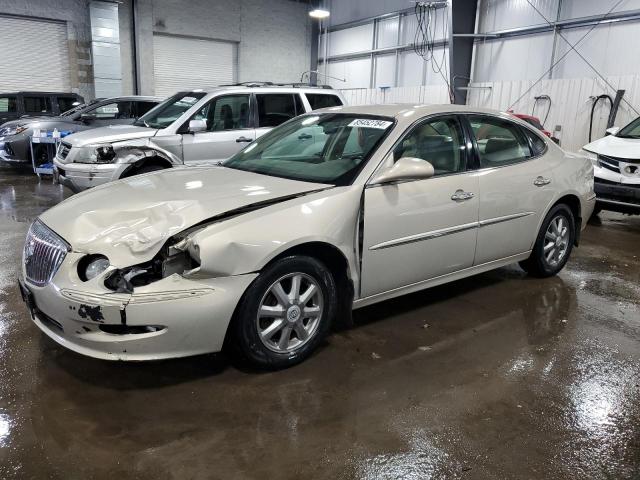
[23,221,70,287]
[57,142,71,161]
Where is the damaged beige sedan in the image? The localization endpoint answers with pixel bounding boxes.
[19,105,595,368]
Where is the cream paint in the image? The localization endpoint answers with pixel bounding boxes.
[24,104,595,361]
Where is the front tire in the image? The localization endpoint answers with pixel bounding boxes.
[520,204,575,278]
[231,256,337,369]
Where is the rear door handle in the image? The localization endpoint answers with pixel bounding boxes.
[534,176,551,186]
[451,189,475,202]
[236,136,253,143]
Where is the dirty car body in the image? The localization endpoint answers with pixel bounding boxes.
[20,104,595,366]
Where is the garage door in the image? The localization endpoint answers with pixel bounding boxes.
[153,34,236,97]
[0,16,71,91]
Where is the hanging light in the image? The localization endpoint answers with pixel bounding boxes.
[309,8,330,19]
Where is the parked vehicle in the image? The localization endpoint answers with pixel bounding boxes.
[53,84,345,192]
[0,96,160,164]
[0,91,84,125]
[510,113,552,138]
[581,116,640,215]
[19,105,595,368]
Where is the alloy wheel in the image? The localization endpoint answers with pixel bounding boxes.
[256,272,324,353]
[543,215,570,267]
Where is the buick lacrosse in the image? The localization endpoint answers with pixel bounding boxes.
[19,104,595,368]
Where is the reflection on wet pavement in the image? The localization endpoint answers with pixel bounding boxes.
[0,165,639,479]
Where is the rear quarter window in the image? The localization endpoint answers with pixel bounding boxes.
[0,96,17,113]
[306,94,343,110]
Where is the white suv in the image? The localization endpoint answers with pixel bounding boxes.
[53,84,345,192]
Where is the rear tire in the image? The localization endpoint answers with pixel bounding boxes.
[520,204,575,278]
[231,255,337,370]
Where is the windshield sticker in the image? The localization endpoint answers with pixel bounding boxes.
[348,119,393,130]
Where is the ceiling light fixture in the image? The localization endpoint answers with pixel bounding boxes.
[309,8,330,19]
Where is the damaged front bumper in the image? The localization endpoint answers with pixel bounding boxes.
[53,158,126,193]
[20,256,257,360]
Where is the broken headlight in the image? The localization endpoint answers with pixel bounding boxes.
[104,238,200,293]
[78,255,110,281]
[75,144,117,164]
[580,149,599,167]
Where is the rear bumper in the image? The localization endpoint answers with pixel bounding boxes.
[20,265,257,361]
[54,158,125,192]
[594,178,640,213]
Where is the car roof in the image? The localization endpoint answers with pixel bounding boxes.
[0,91,80,96]
[178,84,342,95]
[313,103,514,119]
[98,96,163,102]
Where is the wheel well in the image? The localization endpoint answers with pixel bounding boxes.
[269,242,354,328]
[120,156,172,178]
[552,194,582,246]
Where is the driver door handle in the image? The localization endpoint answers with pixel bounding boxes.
[451,189,475,202]
[236,136,253,143]
[534,176,551,186]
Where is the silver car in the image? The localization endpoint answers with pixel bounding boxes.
[53,85,345,192]
[0,96,160,164]
[20,104,595,369]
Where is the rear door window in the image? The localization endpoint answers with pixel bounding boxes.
[24,96,53,114]
[305,94,343,110]
[256,94,297,128]
[468,115,532,168]
[522,128,547,156]
[0,96,17,113]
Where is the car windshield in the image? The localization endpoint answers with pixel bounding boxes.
[134,92,206,129]
[223,113,394,185]
[617,116,640,138]
[60,98,104,117]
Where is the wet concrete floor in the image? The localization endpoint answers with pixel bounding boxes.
[0,164,639,479]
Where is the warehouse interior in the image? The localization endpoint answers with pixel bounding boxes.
[0,0,639,478]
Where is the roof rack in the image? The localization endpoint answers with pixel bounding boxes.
[219,81,334,89]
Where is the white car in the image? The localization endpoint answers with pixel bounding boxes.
[53,85,345,192]
[19,104,595,369]
[581,117,640,215]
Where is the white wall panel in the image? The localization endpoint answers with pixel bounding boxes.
[374,54,396,87]
[328,24,373,56]
[340,85,450,106]
[328,0,412,27]
[560,0,640,19]
[328,58,372,89]
[473,32,555,82]
[398,51,424,87]
[477,0,559,32]
[424,47,449,85]
[552,22,640,79]
[377,16,399,48]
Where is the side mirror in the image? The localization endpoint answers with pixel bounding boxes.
[370,157,435,185]
[188,119,207,133]
[605,126,620,136]
[80,113,96,124]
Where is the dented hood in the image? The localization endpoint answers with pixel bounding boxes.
[39,167,327,266]
[584,134,640,160]
[63,124,158,147]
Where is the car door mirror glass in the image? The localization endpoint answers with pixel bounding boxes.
[605,126,620,136]
[189,119,207,133]
[370,157,435,185]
